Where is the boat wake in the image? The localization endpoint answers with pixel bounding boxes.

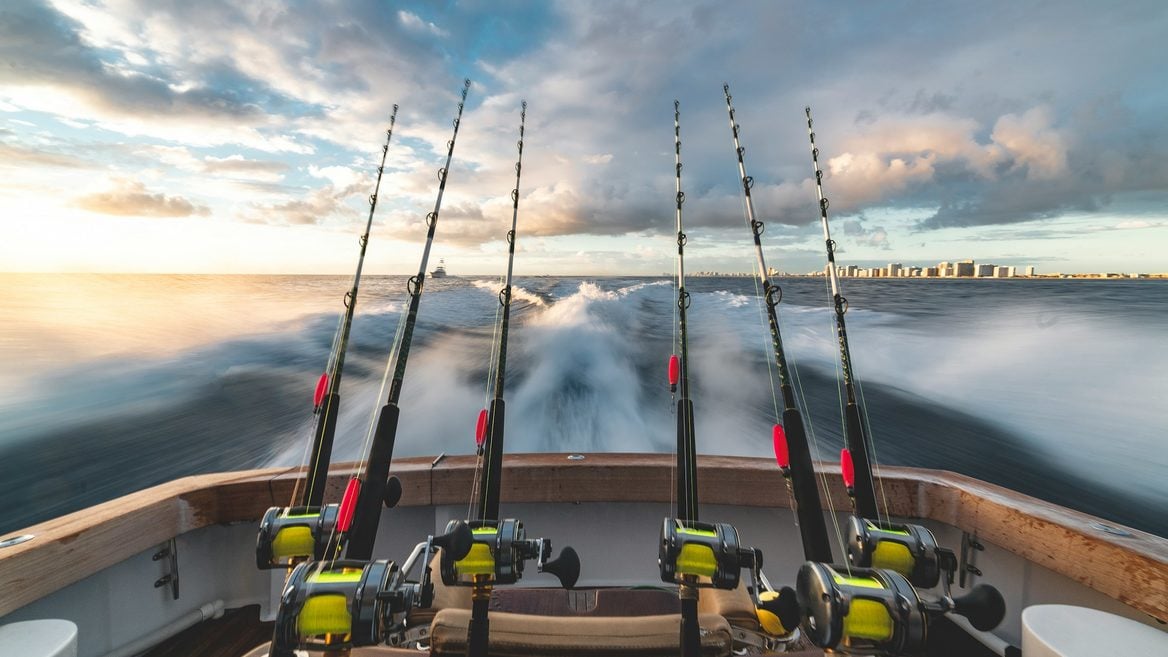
[1,277,1164,538]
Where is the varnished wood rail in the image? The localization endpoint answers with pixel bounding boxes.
[0,454,1164,622]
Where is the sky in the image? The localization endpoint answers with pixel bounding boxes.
[1,0,1166,275]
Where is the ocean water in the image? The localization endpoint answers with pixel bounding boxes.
[0,273,1165,538]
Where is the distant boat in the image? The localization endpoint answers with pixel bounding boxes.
[430,259,448,278]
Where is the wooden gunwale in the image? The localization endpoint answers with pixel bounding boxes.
[0,453,1164,622]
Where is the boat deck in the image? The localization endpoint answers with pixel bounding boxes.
[144,605,271,657]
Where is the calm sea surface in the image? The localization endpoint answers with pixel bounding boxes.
[1,273,1164,537]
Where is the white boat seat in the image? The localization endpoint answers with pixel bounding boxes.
[0,619,77,657]
[1022,604,1168,657]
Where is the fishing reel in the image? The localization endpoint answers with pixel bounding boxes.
[845,516,949,589]
[796,562,1005,655]
[658,519,757,590]
[256,477,402,569]
[256,504,340,568]
[439,519,580,589]
[269,521,473,657]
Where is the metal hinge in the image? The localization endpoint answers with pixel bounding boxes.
[959,532,984,588]
[153,538,180,600]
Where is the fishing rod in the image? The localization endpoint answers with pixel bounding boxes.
[302,104,399,509]
[256,107,402,569]
[803,106,880,521]
[671,100,699,526]
[669,98,702,657]
[262,84,478,657]
[792,109,1006,654]
[442,101,579,657]
[342,79,473,560]
[655,100,779,657]
[475,100,526,523]
[722,83,833,564]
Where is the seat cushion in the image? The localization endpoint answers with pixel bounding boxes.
[429,608,732,656]
[696,581,761,632]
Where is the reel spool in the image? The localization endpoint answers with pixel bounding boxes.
[658,519,752,590]
[796,562,1006,655]
[845,516,942,588]
[440,519,579,589]
[256,504,339,568]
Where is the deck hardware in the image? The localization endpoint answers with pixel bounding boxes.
[152,538,179,600]
[567,454,585,460]
[959,532,984,587]
[1090,522,1133,537]
[431,452,447,467]
[0,534,34,548]
[390,624,429,647]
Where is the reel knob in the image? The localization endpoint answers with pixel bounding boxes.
[756,586,801,637]
[542,545,580,589]
[384,475,403,508]
[434,519,474,561]
[950,583,1006,631]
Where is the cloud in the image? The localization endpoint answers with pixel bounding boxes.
[4,0,1167,275]
[0,142,86,169]
[75,179,209,217]
[203,155,289,180]
[247,181,366,226]
[398,10,450,37]
[1,0,274,123]
[308,165,364,191]
[842,218,892,250]
[1115,220,1162,230]
[990,107,1068,181]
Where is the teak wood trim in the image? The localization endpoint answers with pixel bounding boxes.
[1,454,1165,622]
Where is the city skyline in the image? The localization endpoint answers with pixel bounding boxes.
[1,1,1166,275]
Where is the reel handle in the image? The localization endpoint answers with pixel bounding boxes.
[541,545,580,589]
[384,475,403,508]
[434,520,474,561]
[758,586,800,637]
[948,583,1006,631]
